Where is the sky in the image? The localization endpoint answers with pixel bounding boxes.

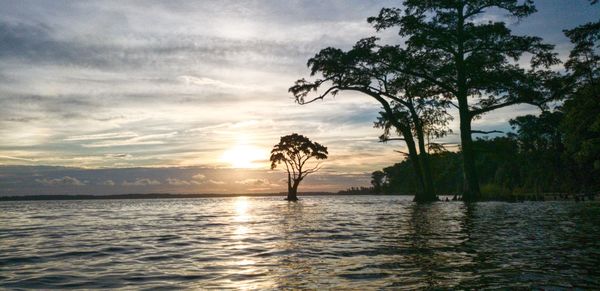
[0,0,598,196]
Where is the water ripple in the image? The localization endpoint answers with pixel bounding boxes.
[1,196,599,289]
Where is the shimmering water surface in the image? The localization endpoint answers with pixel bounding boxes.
[1,196,600,289]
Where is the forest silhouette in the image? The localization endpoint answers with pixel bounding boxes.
[290,0,599,202]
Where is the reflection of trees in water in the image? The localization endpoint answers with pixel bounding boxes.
[401,202,477,288]
[455,203,600,289]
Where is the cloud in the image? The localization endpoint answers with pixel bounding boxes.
[35,176,86,186]
[0,165,370,195]
[204,179,225,185]
[235,178,277,187]
[0,4,419,171]
[122,178,161,186]
[0,155,35,162]
[235,178,269,185]
[65,132,138,141]
[178,75,267,91]
[203,179,225,185]
[190,173,225,185]
[104,153,132,159]
[100,179,115,186]
[0,20,314,70]
[166,178,201,186]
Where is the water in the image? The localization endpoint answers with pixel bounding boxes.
[1,196,599,289]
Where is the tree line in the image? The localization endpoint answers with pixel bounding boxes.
[290,0,599,202]
[372,111,599,199]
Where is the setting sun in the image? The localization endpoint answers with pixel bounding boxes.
[220,144,266,168]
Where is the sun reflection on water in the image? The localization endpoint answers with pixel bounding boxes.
[232,196,252,240]
[229,196,272,290]
[234,196,250,222]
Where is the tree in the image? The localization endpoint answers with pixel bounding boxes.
[270,133,328,201]
[560,7,600,191]
[563,10,599,90]
[374,107,431,198]
[367,0,560,201]
[374,99,453,197]
[371,170,386,194]
[289,38,451,202]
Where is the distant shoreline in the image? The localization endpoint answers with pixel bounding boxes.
[4,192,593,202]
[0,192,395,201]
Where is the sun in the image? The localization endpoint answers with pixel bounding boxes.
[220,144,266,168]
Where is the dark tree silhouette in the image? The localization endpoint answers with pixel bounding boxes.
[365,0,560,201]
[289,38,451,202]
[561,6,600,191]
[563,4,599,93]
[371,170,386,194]
[270,133,328,201]
[369,1,600,200]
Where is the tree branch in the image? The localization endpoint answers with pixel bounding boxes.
[471,130,504,134]
[378,59,459,96]
[297,85,340,105]
[394,150,410,156]
[470,99,515,116]
[300,162,322,179]
[381,137,406,142]
[470,98,547,117]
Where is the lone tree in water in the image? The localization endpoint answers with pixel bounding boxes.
[270,133,328,201]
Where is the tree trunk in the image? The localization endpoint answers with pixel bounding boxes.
[361,90,429,201]
[456,3,481,202]
[287,179,300,201]
[287,172,292,197]
[410,108,437,202]
[415,131,437,202]
[400,127,427,200]
[458,99,481,202]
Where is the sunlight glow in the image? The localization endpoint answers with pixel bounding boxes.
[220,136,267,168]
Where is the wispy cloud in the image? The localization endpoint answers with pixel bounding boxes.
[100,180,115,186]
[235,178,278,187]
[122,178,161,186]
[65,132,138,141]
[166,178,201,186]
[35,176,86,186]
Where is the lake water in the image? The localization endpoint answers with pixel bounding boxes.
[1,195,599,289]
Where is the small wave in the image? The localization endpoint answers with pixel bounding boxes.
[1,197,599,289]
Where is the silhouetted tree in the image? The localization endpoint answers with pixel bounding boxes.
[560,8,600,191]
[374,100,452,197]
[270,133,328,201]
[564,11,599,90]
[290,38,451,202]
[373,108,427,196]
[371,170,386,194]
[367,0,560,201]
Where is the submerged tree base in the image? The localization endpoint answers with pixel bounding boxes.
[285,196,299,202]
[413,195,439,203]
